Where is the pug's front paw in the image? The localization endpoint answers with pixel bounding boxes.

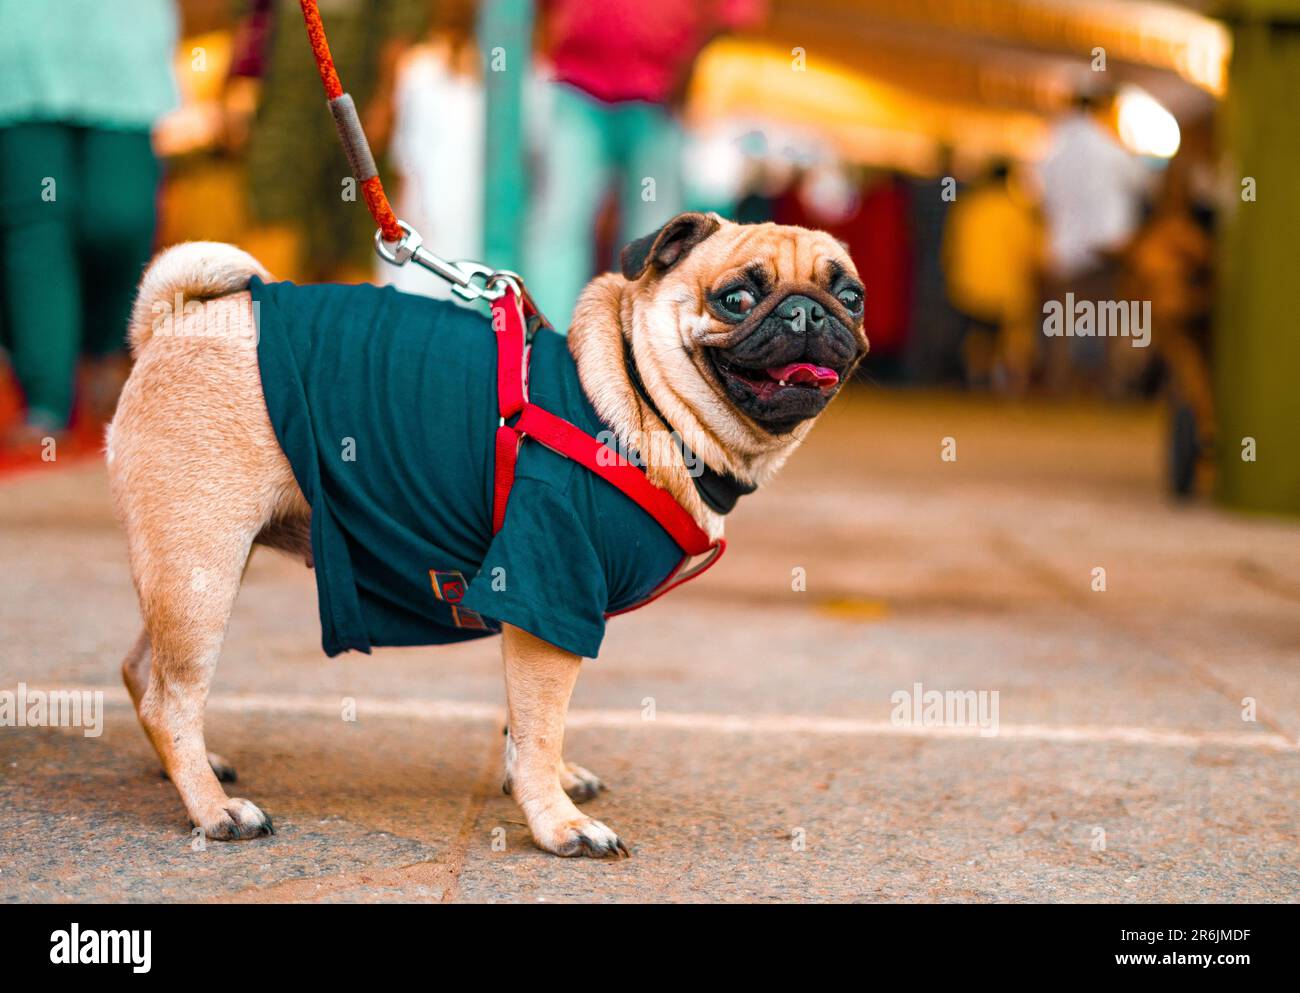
[529,808,629,858]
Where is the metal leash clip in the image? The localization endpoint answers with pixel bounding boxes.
[486,270,551,336]
[375,220,551,329]
[374,220,509,303]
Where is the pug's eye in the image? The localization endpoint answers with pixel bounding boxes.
[720,288,757,315]
[837,287,863,312]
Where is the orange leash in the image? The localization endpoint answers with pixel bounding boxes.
[297,0,534,306]
[297,0,403,243]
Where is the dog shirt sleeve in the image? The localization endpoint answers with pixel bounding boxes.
[460,476,609,659]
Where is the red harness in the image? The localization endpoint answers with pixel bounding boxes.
[297,0,723,613]
[489,287,725,614]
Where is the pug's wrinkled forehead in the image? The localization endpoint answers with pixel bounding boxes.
[621,213,861,302]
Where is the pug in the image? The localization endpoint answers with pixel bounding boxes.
[106,212,867,858]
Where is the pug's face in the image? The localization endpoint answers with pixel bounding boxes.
[620,213,868,438]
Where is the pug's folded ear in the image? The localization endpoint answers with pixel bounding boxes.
[620,212,721,281]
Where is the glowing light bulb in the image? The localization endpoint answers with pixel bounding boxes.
[1116,86,1181,159]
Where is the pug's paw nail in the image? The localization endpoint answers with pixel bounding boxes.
[542,817,629,859]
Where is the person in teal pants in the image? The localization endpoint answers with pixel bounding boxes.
[523,82,685,335]
[522,0,764,334]
[0,0,177,440]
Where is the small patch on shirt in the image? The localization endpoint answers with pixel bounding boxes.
[430,569,494,631]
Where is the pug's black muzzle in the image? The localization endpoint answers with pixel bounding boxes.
[707,291,865,435]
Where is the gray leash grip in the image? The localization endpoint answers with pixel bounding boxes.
[328,93,378,182]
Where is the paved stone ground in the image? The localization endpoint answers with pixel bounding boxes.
[1,390,1297,903]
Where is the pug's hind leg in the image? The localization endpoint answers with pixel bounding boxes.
[121,628,238,783]
[501,625,628,857]
[131,530,273,841]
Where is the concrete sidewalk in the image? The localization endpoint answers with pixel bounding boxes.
[1,391,1297,902]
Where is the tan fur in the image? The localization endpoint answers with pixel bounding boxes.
[109,218,861,857]
[109,248,306,838]
[500,624,626,856]
[127,241,270,354]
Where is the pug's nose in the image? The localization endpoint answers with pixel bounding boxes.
[776,294,826,333]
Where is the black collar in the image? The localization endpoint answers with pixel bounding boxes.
[622,347,757,516]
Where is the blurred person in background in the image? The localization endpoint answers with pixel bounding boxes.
[941,160,1044,395]
[905,147,966,386]
[524,0,766,333]
[853,170,914,381]
[733,165,783,225]
[0,0,178,446]
[731,138,797,225]
[381,0,484,300]
[1123,157,1215,477]
[1122,160,1213,394]
[1036,89,1149,394]
[228,0,428,283]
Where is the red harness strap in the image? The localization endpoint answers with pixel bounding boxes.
[489,287,725,611]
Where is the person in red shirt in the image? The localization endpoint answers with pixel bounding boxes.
[524,0,765,333]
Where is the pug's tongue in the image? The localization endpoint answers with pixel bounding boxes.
[766,362,840,388]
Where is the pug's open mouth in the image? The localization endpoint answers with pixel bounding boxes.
[706,352,845,433]
[709,354,841,401]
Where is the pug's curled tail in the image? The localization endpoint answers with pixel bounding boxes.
[128,242,271,354]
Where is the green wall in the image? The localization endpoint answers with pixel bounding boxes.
[1215,2,1300,514]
